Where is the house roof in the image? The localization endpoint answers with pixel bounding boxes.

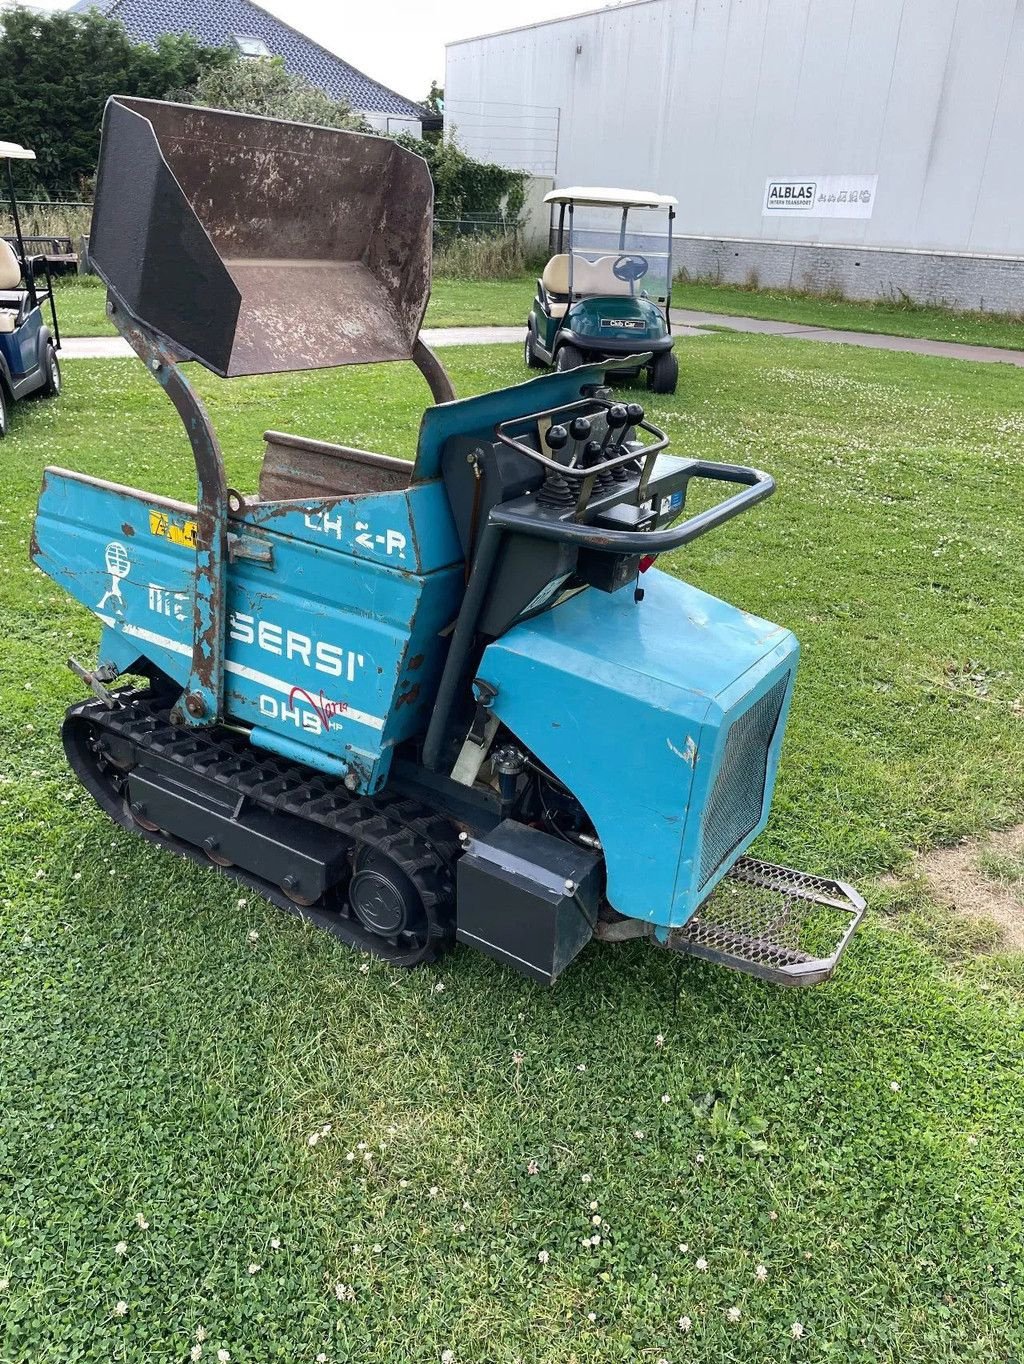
[69,0,426,121]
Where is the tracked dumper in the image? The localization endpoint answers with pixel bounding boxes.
[32,98,863,986]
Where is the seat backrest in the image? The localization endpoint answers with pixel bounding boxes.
[541,253,570,296]
[571,255,632,297]
[0,239,22,290]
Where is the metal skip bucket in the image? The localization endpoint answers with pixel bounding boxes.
[88,97,435,377]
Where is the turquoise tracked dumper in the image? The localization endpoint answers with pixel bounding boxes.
[31,99,863,986]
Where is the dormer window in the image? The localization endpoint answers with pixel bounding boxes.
[232,34,272,58]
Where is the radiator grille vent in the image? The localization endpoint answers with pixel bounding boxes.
[698,674,789,889]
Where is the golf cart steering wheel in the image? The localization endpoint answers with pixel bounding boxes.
[612,254,649,283]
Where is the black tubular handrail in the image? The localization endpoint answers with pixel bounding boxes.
[490,460,775,553]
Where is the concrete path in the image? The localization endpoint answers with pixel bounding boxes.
[61,315,1024,367]
[670,308,1024,367]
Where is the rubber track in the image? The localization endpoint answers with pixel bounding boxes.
[63,691,459,967]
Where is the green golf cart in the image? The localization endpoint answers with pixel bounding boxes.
[525,186,679,394]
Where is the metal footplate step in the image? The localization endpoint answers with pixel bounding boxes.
[668,857,866,987]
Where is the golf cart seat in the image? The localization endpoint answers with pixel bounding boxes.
[540,253,635,317]
[0,240,25,331]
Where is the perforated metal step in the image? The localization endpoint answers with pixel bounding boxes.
[668,857,865,987]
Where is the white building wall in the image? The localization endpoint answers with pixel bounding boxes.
[445,0,1024,260]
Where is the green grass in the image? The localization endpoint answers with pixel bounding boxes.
[52,275,111,337]
[674,280,1024,351]
[51,275,532,339]
[2,338,1024,1362]
[55,272,1024,355]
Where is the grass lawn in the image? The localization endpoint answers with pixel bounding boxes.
[51,275,533,338]
[55,272,1024,355]
[673,280,1024,351]
[2,337,1024,1362]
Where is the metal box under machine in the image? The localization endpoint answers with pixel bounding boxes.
[457,821,602,984]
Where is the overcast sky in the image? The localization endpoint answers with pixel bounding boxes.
[43,0,600,102]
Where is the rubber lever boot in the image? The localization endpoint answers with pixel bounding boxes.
[604,404,632,482]
[537,423,576,507]
[584,437,616,492]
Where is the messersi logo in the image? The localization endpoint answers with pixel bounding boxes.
[288,686,349,730]
[766,181,816,209]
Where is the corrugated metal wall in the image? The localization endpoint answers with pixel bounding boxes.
[445,0,1024,258]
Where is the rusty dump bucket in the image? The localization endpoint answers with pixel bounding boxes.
[89,97,434,376]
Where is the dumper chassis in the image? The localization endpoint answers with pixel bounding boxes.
[32,98,864,988]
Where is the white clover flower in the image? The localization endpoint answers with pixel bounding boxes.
[587,1312,597,1323]
[634,1130,645,1140]
[428,1186,439,1197]
[190,1346,203,1362]
[247,1263,261,1275]
[270,1238,280,1250]
[661,1094,671,1104]
[114,1241,128,1256]
[527,1160,539,1176]
[113,1301,129,1317]
[537,1250,549,1264]
[434,982,445,993]
[678,1243,689,1253]
[768,1210,779,1222]
[695,1153,706,1165]
[195,1327,207,1343]
[308,1133,319,1147]
[755,1263,768,1282]
[237,898,247,908]
[890,1081,901,1092]
[678,1316,692,1332]
[581,1172,592,1184]
[655,1034,665,1048]
[441,1351,455,1364]
[372,1244,382,1254]
[727,1306,741,1323]
[134,1213,149,1230]
[0,1278,8,1292]
[317,1355,328,1363]
[512,1050,525,1066]
[790,1322,805,1340]
[359,962,370,974]
[247,929,259,943]
[589,1200,599,1211]
[696,1257,708,1271]
[591,1214,601,1226]
[217,1351,231,1363]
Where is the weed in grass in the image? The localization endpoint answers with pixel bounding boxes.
[1,338,1024,1361]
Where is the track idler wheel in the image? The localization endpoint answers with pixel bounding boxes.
[349,846,428,942]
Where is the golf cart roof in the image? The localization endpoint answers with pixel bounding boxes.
[544,186,677,209]
[0,141,35,161]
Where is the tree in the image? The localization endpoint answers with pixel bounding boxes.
[0,8,228,198]
[424,81,443,114]
[185,57,368,131]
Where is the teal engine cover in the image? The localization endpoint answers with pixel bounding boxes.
[477,569,798,930]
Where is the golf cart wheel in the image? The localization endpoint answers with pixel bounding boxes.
[556,343,585,373]
[42,343,61,398]
[524,327,545,370]
[0,384,8,439]
[648,349,678,395]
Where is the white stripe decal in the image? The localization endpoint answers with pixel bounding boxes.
[95,613,386,732]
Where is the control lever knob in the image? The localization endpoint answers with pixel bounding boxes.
[625,402,645,427]
[582,438,604,465]
[546,423,569,452]
[569,415,592,441]
[606,404,628,431]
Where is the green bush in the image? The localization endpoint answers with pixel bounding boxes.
[0,8,228,198]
